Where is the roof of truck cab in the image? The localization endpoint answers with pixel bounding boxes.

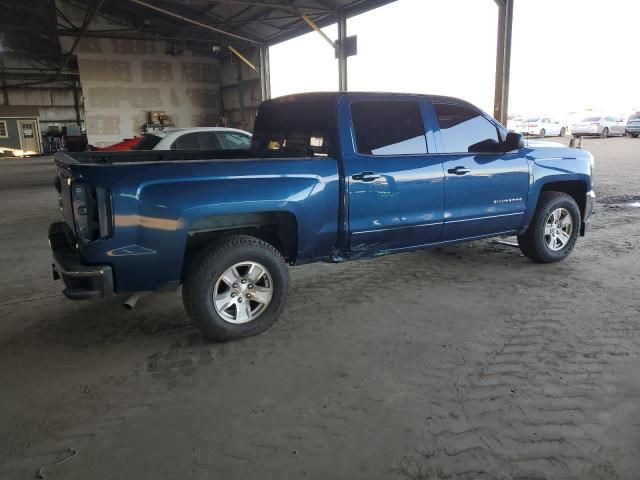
[262,91,477,108]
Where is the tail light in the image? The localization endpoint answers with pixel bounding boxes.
[71,182,113,243]
[590,122,600,126]
[530,123,538,127]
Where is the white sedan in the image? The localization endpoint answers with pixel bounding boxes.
[135,127,252,150]
[512,117,567,137]
[571,116,627,138]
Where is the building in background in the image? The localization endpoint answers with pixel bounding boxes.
[0,106,42,156]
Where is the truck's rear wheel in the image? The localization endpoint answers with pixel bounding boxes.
[517,192,581,263]
[183,235,289,341]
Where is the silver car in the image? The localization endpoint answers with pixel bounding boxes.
[571,115,626,138]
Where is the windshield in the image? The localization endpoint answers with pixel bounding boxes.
[582,117,601,122]
[133,133,161,150]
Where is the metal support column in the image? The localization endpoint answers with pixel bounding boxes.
[337,12,348,92]
[493,0,514,125]
[72,80,82,125]
[259,45,271,101]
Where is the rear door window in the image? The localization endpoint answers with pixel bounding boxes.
[434,103,500,153]
[216,132,252,150]
[171,132,221,150]
[350,101,427,156]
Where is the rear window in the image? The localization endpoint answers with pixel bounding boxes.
[582,117,601,122]
[252,97,336,157]
[133,134,161,150]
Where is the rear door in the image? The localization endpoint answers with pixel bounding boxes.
[340,96,445,252]
[433,101,530,241]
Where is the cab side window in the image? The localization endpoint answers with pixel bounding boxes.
[434,103,500,153]
[351,101,427,156]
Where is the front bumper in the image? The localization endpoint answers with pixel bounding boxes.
[49,221,114,300]
[581,190,595,236]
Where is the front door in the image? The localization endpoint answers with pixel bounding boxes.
[342,97,445,252]
[433,102,530,241]
[17,120,39,154]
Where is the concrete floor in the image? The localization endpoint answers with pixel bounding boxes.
[1,137,639,479]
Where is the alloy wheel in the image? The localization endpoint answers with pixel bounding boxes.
[544,208,573,251]
[213,261,273,324]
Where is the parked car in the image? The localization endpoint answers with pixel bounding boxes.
[571,116,626,138]
[134,127,252,151]
[512,117,566,137]
[49,92,595,341]
[625,113,640,138]
[94,136,144,152]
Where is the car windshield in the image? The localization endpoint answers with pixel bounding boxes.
[582,117,601,122]
[133,133,162,150]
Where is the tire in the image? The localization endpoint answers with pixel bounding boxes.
[182,235,289,341]
[600,127,609,138]
[631,133,639,138]
[539,128,546,138]
[517,192,581,263]
[559,127,566,137]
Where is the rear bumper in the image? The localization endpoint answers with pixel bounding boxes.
[49,221,114,300]
[581,190,595,236]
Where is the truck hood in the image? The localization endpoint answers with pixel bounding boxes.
[524,139,565,148]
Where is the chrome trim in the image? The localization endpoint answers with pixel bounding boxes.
[354,221,443,235]
[445,211,523,224]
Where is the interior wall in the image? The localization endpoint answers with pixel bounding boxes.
[221,47,262,132]
[58,2,223,147]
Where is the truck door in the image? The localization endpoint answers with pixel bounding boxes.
[433,102,529,241]
[340,97,445,252]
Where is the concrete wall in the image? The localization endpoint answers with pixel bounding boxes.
[58,3,223,147]
[221,48,262,132]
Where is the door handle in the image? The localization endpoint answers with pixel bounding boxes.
[447,166,471,175]
[352,171,381,182]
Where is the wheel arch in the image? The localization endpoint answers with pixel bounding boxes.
[540,181,587,217]
[182,212,298,279]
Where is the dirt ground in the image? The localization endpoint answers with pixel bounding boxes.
[1,137,639,480]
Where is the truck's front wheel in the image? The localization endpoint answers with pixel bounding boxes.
[517,192,581,263]
[183,235,289,341]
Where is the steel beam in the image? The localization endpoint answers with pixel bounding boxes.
[493,0,514,125]
[259,45,271,100]
[58,0,104,75]
[337,12,348,92]
[126,0,260,45]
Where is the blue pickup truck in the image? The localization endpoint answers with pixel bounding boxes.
[50,92,595,341]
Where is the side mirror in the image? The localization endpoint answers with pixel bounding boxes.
[503,132,524,151]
